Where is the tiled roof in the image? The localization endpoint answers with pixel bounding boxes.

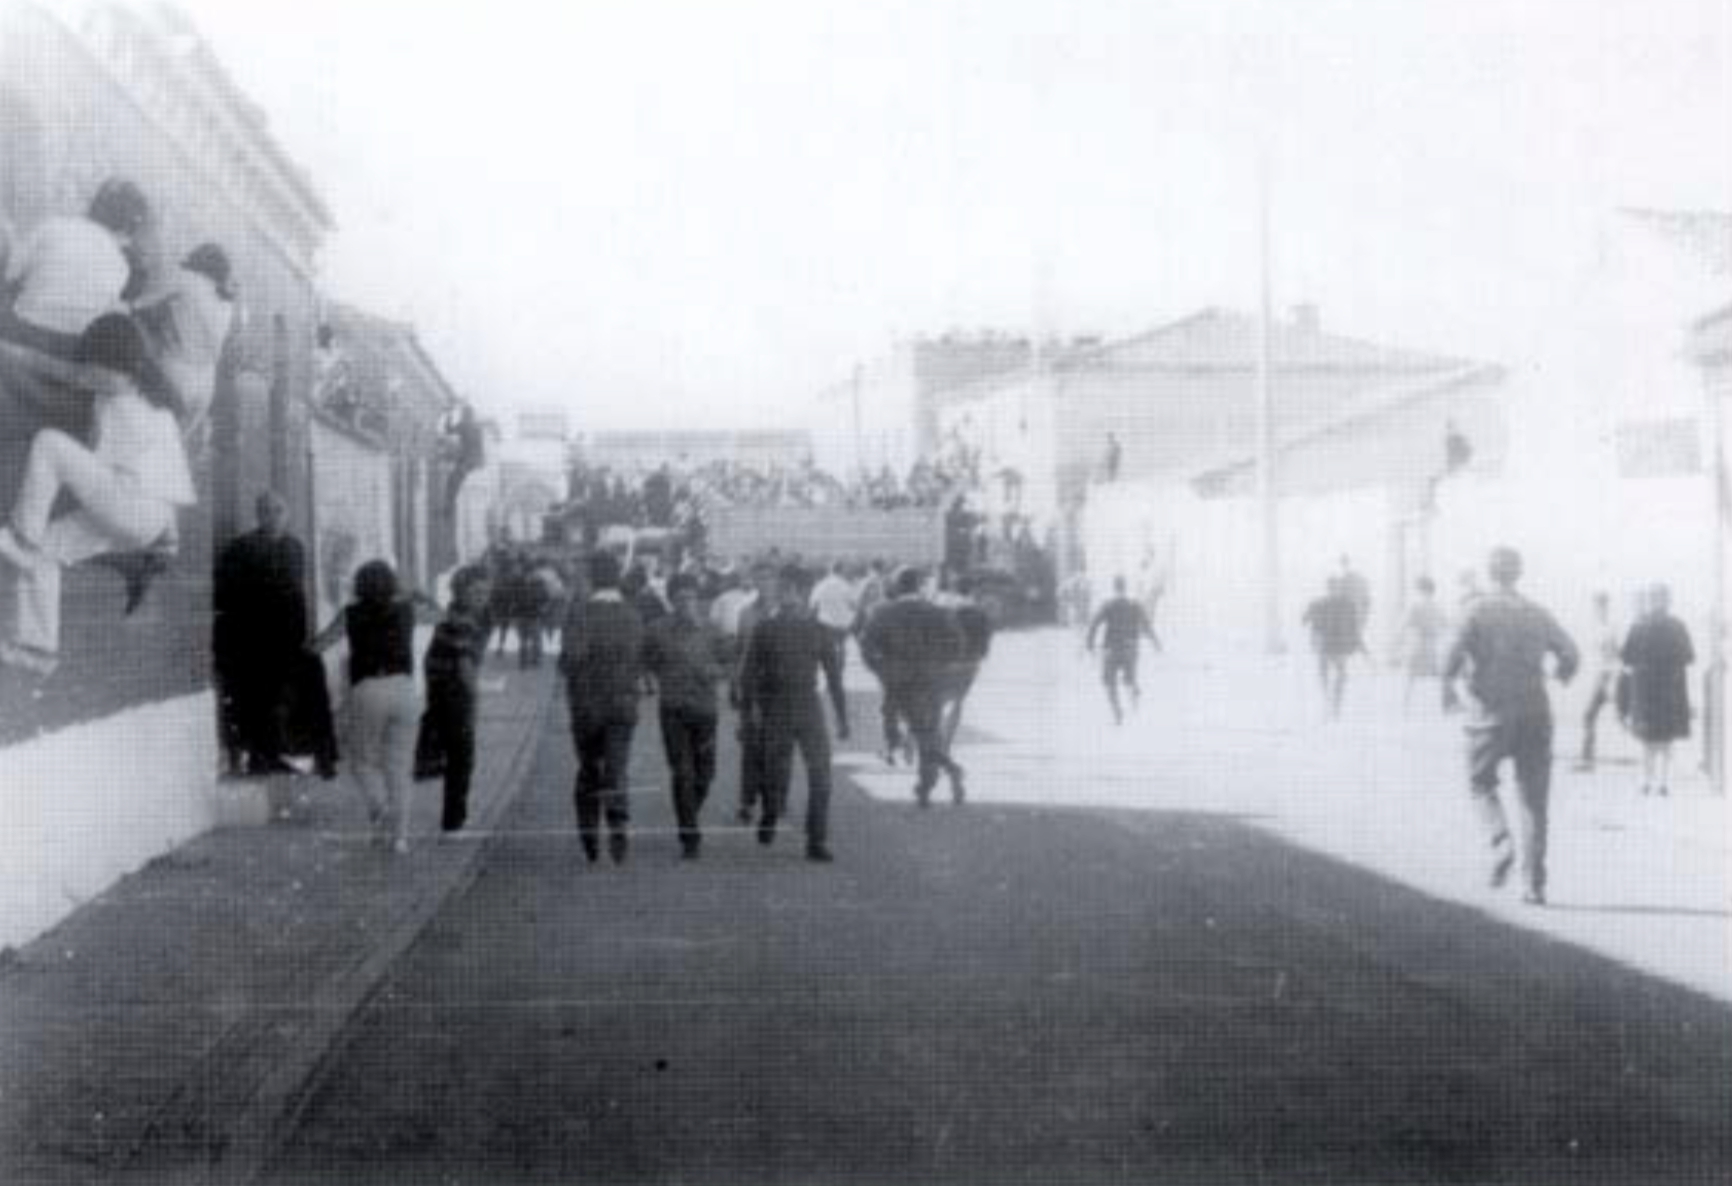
[1185,360,1506,489]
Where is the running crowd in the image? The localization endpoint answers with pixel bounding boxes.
[231,529,995,865]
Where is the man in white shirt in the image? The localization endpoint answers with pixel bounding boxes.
[708,570,756,639]
[2,178,152,356]
[0,179,154,431]
[810,559,861,697]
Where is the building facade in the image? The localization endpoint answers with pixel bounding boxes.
[0,1,333,945]
[810,333,1035,480]
[313,303,463,614]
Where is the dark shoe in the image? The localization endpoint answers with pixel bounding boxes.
[1521,887,1546,907]
[680,841,702,861]
[608,833,629,864]
[581,837,600,863]
[948,764,967,806]
[736,806,755,825]
[805,843,834,863]
[1488,846,1515,890]
[915,786,933,809]
[757,816,777,846]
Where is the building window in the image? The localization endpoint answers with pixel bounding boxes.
[1614,416,1702,479]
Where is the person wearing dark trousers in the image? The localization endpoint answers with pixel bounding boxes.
[420,564,492,835]
[644,572,730,858]
[1301,576,1362,721]
[741,564,847,861]
[939,577,995,761]
[863,567,966,806]
[809,560,858,724]
[1087,575,1161,725]
[1443,546,1579,907]
[213,491,309,775]
[729,561,779,824]
[559,551,645,864]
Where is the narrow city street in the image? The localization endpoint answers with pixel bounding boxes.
[261,633,1732,1185]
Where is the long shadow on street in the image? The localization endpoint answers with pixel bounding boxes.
[263,697,1732,1186]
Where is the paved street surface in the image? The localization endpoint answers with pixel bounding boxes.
[262,631,1732,1185]
[0,662,553,1186]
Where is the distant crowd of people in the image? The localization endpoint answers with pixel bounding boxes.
[561,451,980,542]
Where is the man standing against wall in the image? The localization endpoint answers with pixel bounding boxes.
[213,491,308,775]
[1442,546,1579,906]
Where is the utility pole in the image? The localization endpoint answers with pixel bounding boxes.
[851,362,865,481]
[1708,361,1727,793]
[1256,152,1284,654]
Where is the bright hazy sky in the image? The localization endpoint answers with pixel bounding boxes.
[167,0,1732,430]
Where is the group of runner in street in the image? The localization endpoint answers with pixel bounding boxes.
[306,546,999,866]
[293,511,1694,913]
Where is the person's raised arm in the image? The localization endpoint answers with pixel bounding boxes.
[410,589,444,623]
[1138,606,1161,652]
[1440,617,1473,710]
[308,606,347,653]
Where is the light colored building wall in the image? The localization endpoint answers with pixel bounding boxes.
[309,418,398,622]
[0,2,331,947]
[811,352,918,479]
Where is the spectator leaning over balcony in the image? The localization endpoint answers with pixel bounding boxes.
[0,179,154,421]
[0,314,192,678]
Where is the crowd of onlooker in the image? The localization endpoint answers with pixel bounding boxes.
[561,445,983,537]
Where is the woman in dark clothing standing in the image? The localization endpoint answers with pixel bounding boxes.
[1621,584,1695,797]
[310,559,440,852]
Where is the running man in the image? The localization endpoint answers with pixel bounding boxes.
[1086,575,1161,725]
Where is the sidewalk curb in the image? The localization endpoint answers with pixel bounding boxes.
[144,675,557,1185]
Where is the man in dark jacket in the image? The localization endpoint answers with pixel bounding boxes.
[1087,575,1161,726]
[1302,576,1363,721]
[939,577,995,775]
[863,567,966,806]
[213,491,308,775]
[560,551,645,864]
[1442,546,1579,905]
[740,564,847,861]
[644,572,731,858]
